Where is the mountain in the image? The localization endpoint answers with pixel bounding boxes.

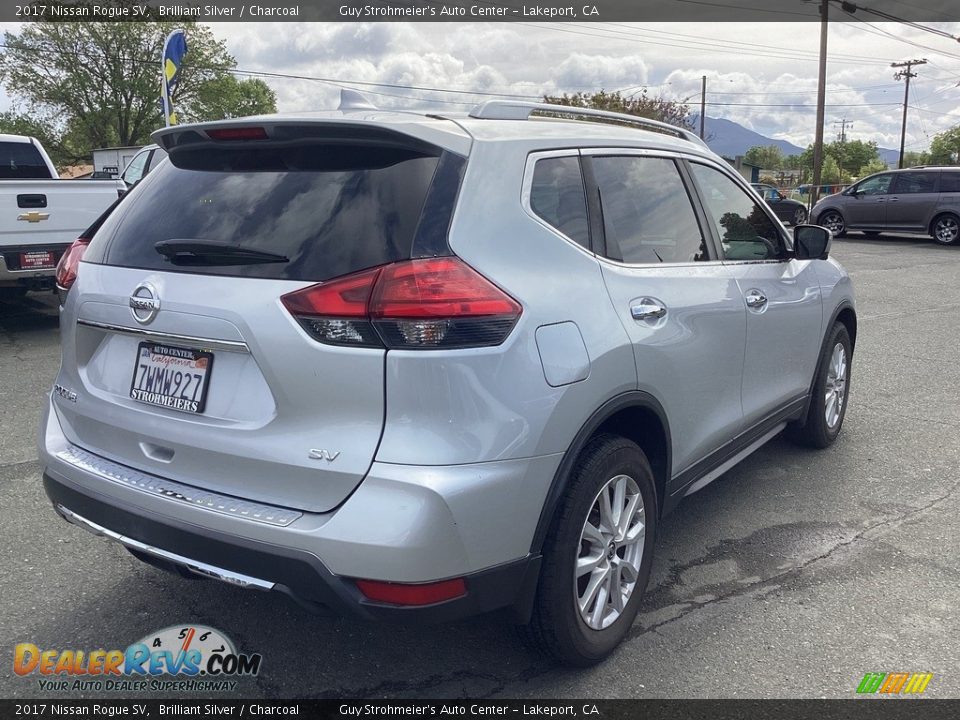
[691,115,804,158]
[691,114,900,167]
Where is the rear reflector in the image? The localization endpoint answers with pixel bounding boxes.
[206,127,269,141]
[281,257,521,349]
[355,577,467,606]
[55,238,91,291]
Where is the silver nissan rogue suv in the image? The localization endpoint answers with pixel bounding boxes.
[40,94,856,666]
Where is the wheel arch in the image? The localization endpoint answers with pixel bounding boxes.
[816,206,844,224]
[929,210,960,236]
[799,300,857,425]
[530,391,671,555]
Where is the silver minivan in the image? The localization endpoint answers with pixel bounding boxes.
[41,98,856,666]
[813,167,960,245]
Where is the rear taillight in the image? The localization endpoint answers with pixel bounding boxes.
[55,238,90,292]
[281,257,521,350]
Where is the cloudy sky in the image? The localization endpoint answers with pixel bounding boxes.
[205,20,960,153]
[2,20,959,152]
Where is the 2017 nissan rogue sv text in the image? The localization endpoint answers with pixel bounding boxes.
[40,95,856,666]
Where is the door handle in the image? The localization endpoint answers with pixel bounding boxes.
[630,300,666,321]
[745,290,767,308]
[887,196,899,202]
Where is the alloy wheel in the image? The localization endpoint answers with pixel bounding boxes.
[934,216,959,245]
[793,208,807,225]
[821,211,844,235]
[575,474,646,630]
[825,342,847,429]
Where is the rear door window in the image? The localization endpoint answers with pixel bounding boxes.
[121,150,150,186]
[892,171,938,194]
[590,155,709,264]
[529,155,590,248]
[941,172,960,193]
[0,141,52,179]
[94,143,460,282]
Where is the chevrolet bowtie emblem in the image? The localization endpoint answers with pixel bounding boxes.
[17,211,50,223]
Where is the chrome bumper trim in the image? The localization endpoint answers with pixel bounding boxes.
[55,444,302,527]
[55,504,275,590]
[76,319,250,354]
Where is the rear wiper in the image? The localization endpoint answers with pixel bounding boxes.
[155,239,289,266]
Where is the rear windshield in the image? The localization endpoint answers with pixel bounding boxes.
[0,141,52,179]
[90,142,463,282]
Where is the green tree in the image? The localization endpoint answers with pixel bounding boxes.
[857,159,888,177]
[929,126,960,165]
[542,89,692,130]
[744,145,784,171]
[0,21,276,167]
[901,150,931,167]
[187,75,276,122]
[829,139,879,178]
[820,155,843,184]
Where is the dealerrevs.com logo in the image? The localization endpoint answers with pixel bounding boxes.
[14,625,262,693]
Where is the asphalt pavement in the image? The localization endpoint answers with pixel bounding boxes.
[2,234,959,699]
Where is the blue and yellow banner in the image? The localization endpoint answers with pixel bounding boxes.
[161,29,187,126]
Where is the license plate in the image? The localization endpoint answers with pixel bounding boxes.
[20,250,56,269]
[129,342,214,414]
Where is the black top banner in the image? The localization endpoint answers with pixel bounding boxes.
[4,0,959,23]
[2,700,960,719]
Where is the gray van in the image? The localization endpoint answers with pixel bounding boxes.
[812,167,960,245]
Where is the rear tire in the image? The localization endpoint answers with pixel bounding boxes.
[792,207,808,225]
[521,434,657,667]
[931,213,960,246]
[787,322,852,448]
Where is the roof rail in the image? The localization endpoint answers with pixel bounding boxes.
[468,100,708,148]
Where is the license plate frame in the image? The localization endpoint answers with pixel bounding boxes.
[129,342,214,414]
[20,250,56,269]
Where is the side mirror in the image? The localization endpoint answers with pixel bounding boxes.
[794,224,832,260]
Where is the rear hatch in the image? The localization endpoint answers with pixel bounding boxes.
[53,120,467,512]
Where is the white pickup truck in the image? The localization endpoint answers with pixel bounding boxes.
[0,134,124,298]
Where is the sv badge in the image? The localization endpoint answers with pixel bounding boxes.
[308,449,341,462]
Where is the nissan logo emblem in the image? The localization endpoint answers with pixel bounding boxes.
[129,283,160,325]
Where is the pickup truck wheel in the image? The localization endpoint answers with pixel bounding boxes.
[788,322,852,448]
[520,434,656,667]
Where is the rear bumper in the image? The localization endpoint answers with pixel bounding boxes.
[0,244,69,288]
[38,397,554,622]
[43,471,540,622]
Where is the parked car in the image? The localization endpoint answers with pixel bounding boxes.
[752,183,808,225]
[812,166,960,245]
[39,96,856,666]
[120,144,167,188]
[0,134,126,298]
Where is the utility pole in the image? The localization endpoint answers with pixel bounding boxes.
[833,118,852,143]
[811,0,829,207]
[833,118,851,177]
[892,58,927,168]
[700,75,706,139]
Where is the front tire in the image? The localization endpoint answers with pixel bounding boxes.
[819,210,846,237]
[522,435,657,667]
[931,213,960,246]
[792,207,808,225]
[788,322,852,448]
